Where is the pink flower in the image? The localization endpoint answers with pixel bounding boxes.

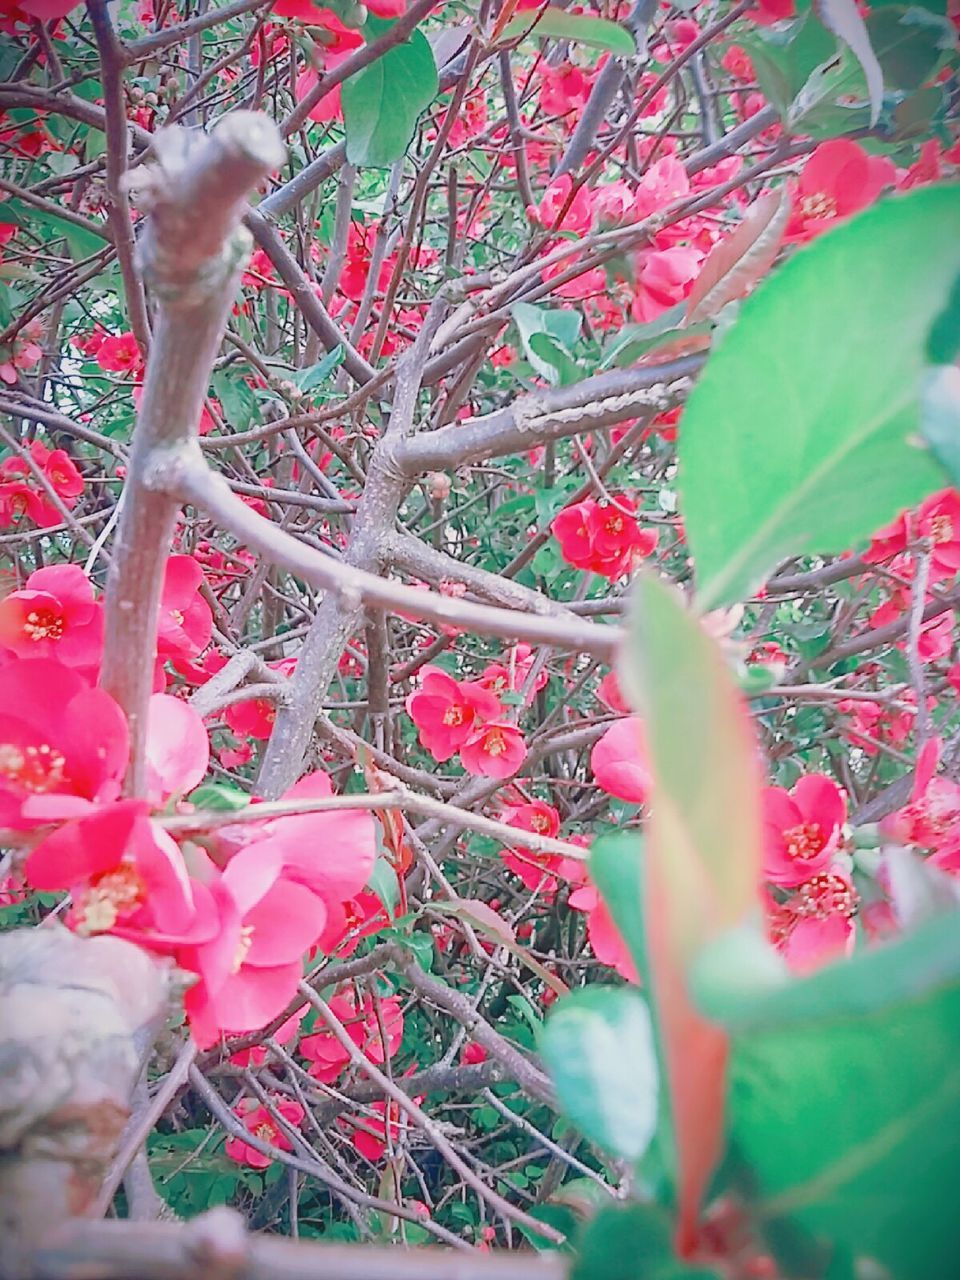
[767,873,858,974]
[145,693,210,803]
[631,156,690,221]
[785,140,895,243]
[591,716,650,804]
[179,842,328,1048]
[230,1006,307,1068]
[157,555,213,661]
[25,800,213,946]
[406,666,501,762]
[460,721,527,778]
[597,669,630,714]
[0,564,103,674]
[762,774,846,888]
[365,0,406,15]
[225,1097,304,1169]
[300,989,404,1083]
[295,67,342,124]
[631,246,703,323]
[0,659,128,829]
[527,175,593,235]
[236,770,378,908]
[569,882,639,983]
[96,331,143,376]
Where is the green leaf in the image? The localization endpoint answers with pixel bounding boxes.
[501,8,636,57]
[706,913,960,1278]
[601,303,688,368]
[341,27,438,167]
[367,855,400,913]
[539,987,658,1162]
[678,185,960,609]
[511,302,582,386]
[572,1203,721,1280]
[188,782,250,812]
[738,14,838,117]
[295,344,343,391]
[865,4,954,90]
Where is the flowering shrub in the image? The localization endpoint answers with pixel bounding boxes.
[2,0,960,1275]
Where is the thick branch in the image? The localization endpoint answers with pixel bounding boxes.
[398,356,703,473]
[101,113,284,793]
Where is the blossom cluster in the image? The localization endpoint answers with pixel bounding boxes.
[1,557,382,1053]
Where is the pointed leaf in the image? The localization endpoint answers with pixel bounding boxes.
[341,27,438,167]
[622,574,763,1255]
[814,0,884,124]
[501,8,637,56]
[679,186,960,609]
[685,189,792,325]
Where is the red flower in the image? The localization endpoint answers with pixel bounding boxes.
[864,489,960,582]
[365,0,407,16]
[762,774,846,888]
[225,1096,305,1169]
[225,694,277,740]
[785,140,895,243]
[406,665,501,762]
[157,555,213,661]
[500,799,571,893]
[552,497,657,580]
[478,643,548,706]
[342,1096,423,1162]
[0,481,44,527]
[460,720,527,779]
[96,331,143,376]
[0,565,103,674]
[0,658,128,829]
[591,716,651,804]
[747,0,795,23]
[882,737,960,869]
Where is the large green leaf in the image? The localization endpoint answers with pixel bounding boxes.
[341,27,438,167]
[571,1203,721,1280]
[679,185,960,609]
[539,987,658,1162]
[700,914,960,1278]
[501,7,636,56]
[865,4,954,90]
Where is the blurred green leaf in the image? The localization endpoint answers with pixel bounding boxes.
[679,186,960,608]
[540,987,658,1162]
